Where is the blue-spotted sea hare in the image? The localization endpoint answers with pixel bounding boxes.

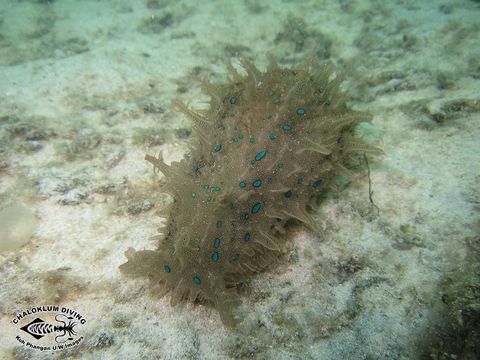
[120,57,382,325]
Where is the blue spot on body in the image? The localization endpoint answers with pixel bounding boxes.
[214,143,222,152]
[191,192,196,198]
[272,98,280,105]
[164,265,171,273]
[313,180,322,188]
[269,133,277,140]
[241,213,249,221]
[207,196,213,202]
[249,137,255,143]
[238,133,244,139]
[216,220,223,228]
[285,190,292,198]
[267,177,272,183]
[296,108,306,116]
[268,90,274,97]
[253,179,262,187]
[255,150,266,161]
[283,124,291,131]
[252,202,262,214]
[214,238,221,248]
[212,252,219,262]
[194,276,201,284]
[239,181,246,188]
[244,233,251,241]
[230,96,237,105]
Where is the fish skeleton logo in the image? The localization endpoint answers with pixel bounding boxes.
[13,305,86,351]
[20,315,78,342]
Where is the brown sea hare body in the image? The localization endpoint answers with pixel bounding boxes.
[120,57,380,325]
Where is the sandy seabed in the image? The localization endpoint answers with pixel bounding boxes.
[0,0,479,359]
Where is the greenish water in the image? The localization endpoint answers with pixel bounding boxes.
[0,1,479,359]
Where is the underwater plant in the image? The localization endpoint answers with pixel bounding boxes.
[120,56,382,325]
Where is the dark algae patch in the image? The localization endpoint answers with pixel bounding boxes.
[120,57,382,325]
